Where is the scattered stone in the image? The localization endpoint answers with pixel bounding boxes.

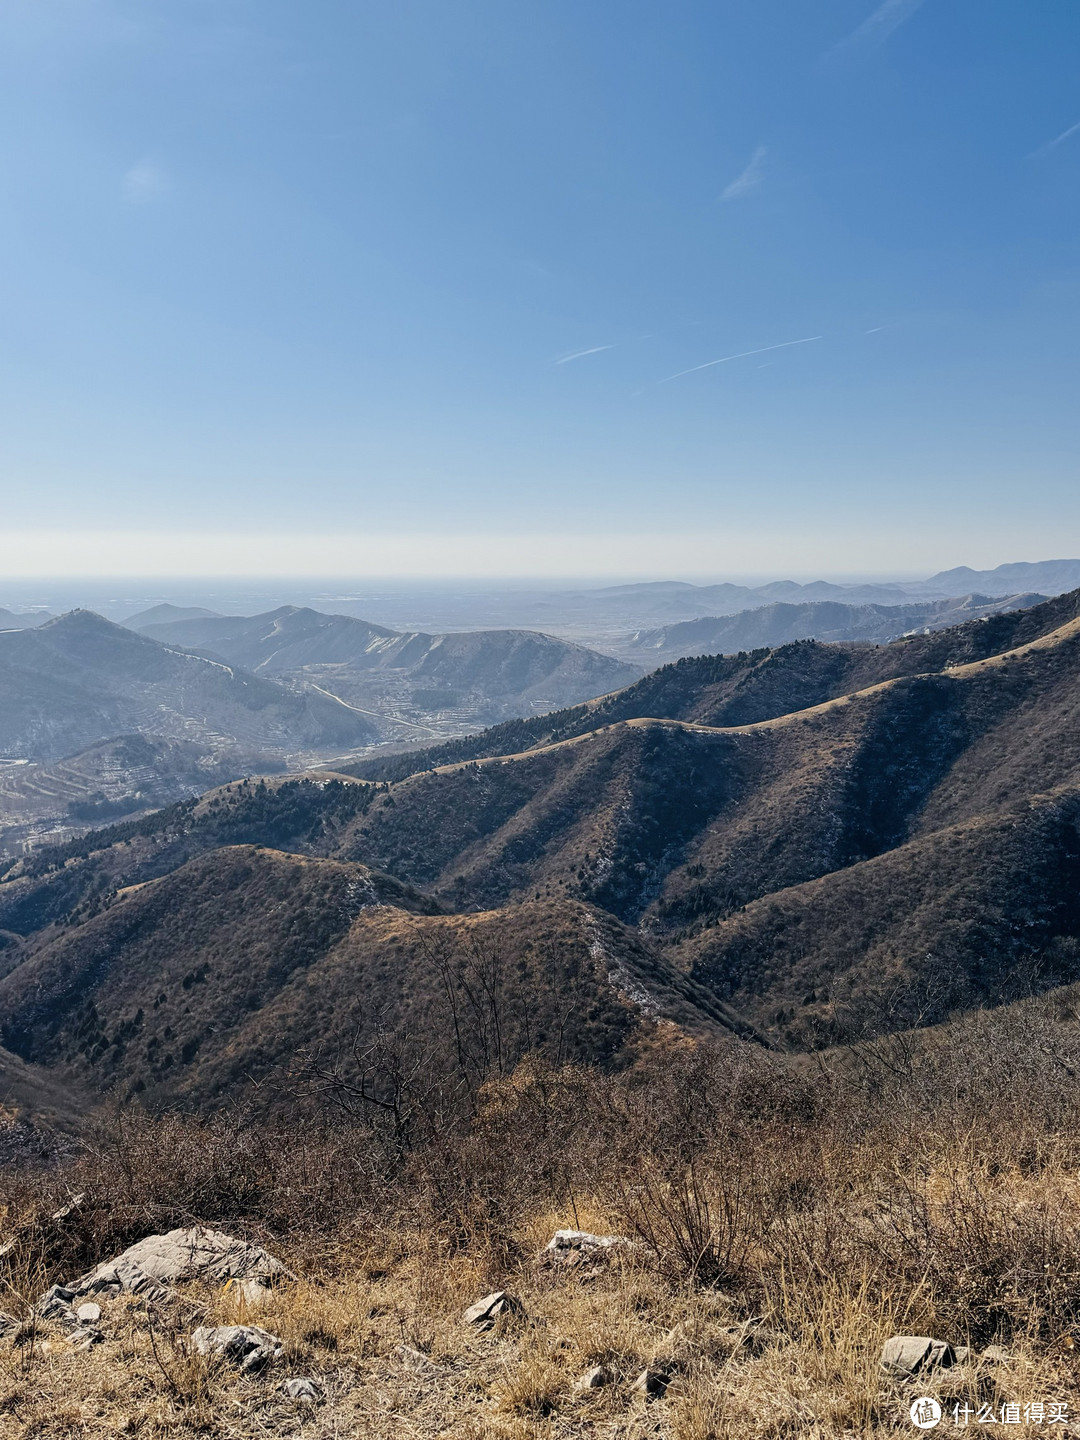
[75,1228,293,1299]
[76,1302,101,1326]
[283,1377,322,1405]
[71,1327,103,1351]
[631,1366,672,1397]
[396,1344,437,1373]
[573,1364,611,1393]
[881,1335,957,1377]
[192,1324,283,1372]
[230,1277,272,1310]
[544,1230,633,1258]
[37,1285,77,1325]
[462,1290,524,1330]
[0,1312,18,1338]
[50,1193,86,1223]
[980,1345,1011,1364]
[543,1230,633,1277]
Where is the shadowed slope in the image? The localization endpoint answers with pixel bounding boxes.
[0,848,750,1107]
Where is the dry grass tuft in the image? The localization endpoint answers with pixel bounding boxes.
[4,1021,1080,1435]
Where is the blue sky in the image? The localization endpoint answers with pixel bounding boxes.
[1,0,1079,578]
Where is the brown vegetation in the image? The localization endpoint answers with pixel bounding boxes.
[3,992,1080,1436]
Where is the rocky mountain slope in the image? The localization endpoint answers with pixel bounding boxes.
[131,605,641,728]
[0,610,376,764]
[0,842,747,1108]
[2,589,1080,1108]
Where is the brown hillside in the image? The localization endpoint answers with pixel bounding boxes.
[349,586,1080,782]
[675,787,1080,1046]
[0,848,749,1107]
[331,610,1080,935]
[2,589,1080,1084]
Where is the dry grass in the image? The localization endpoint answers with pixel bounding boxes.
[2,1235,1076,1439]
[4,1019,1080,1437]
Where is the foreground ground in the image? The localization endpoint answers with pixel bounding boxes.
[2,1214,1077,1439]
[3,997,1080,1438]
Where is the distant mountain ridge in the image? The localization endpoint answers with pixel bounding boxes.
[620,592,1045,664]
[130,605,641,725]
[0,608,52,631]
[124,603,222,627]
[0,609,377,764]
[926,559,1080,594]
[593,560,1080,623]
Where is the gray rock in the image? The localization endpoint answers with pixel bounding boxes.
[37,1285,77,1325]
[75,1228,293,1298]
[283,1377,322,1405]
[461,1290,524,1330]
[631,1366,671,1397]
[192,1324,283,1372]
[50,1193,86,1223]
[573,1364,611,1393]
[76,1302,101,1326]
[980,1345,1011,1364]
[0,1311,18,1338]
[396,1344,437,1373]
[544,1229,633,1257]
[880,1335,957,1377]
[71,1327,103,1351]
[231,1278,272,1309]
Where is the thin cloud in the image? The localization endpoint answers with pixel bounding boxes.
[123,160,169,205]
[1030,119,1080,158]
[554,345,614,365]
[720,145,767,202]
[659,335,823,384]
[827,0,926,61]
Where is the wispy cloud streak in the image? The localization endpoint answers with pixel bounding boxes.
[1030,119,1080,157]
[554,345,614,365]
[659,335,823,384]
[721,144,767,201]
[827,0,926,60]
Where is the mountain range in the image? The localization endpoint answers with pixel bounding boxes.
[0,607,53,630]
[0,610,376,766]
[126,604,640,727]
[618,591,1046,665]
[0,606,639,853]
[2,585,1080,1114]
[538,558,1080,634]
